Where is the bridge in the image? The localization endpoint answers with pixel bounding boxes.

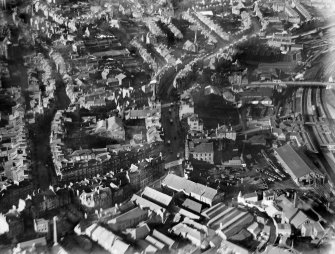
[243,81,335,88]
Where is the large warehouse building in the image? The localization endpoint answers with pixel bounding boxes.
[274,143,325,186]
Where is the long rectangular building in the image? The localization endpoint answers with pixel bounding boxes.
[161,174,217,206]
[274,143,324,185]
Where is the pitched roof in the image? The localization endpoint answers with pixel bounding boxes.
[85,224,130,254]
[171,223,203,242]
[243,192,258,199]
[128,109,159,119]
[133,223,150,239]
[192,142,214,153]
[141,187,173,207]
[145,235,165,250]
[131,194,166,214]
[152,230,176,249]
[108,207,147,225]
[162,174,217,202]
[290,210,310,228]
[137,240,158,253]
[275,143,316,178]
[107,116,124,130]
[182,198,202,214]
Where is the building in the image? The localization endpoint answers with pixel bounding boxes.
[301,221,325,239]
[34,218,49,234]
[124,223,150,241]
[179,93,195,120]
[5,211,24,239]
[187,114,204,132]
[32,188,59,214]
[78,186,113,211]
[272,0,286,12]
[188,140,214,164]
[84,223,133,254]
[219,241,251,254]
[268,33,293,48]
[293,0,312,20]
[131,194,167,222]
[277,223,292,236]
[15,237,48,253]
[276,194,316,231]
[284,3,301,23]
[171,223,204,247]
[247,222,262,239]
[183,40,197,53]
[141,187,173,208]
[152,229,177,249]
[145,235,166,251]
[274,143,324,185]
[182,198,203,214]
[108,207,148,232]
[95,116,125,141]
[128,160,164,192]
[161,174,217,206]
[238,191,259,205]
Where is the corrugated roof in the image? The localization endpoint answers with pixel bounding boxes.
[162,174,217,202]
[275,143,315,178]
[142,187,173,207]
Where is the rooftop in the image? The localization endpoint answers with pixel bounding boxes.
[192,142,214,154]
[152,229,176,249]
[141,187,173,207]
[131,194,166,214]
[182,198,203,214]
[275,143,318,179]
[162,174,217,202]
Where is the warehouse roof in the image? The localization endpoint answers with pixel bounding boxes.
[142,187,173,207]
[275,143,316,179]
[162,174,217,202]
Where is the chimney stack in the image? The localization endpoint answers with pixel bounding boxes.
[293,192,298,208]
[53,216,58,245]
